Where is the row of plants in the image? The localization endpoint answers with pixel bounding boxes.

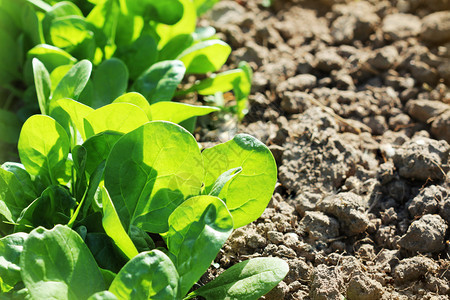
[1,0,289,299]
[0,0,252,161]
[0,96,288,299]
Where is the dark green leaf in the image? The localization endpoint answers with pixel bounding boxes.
[92,58,129,108]
[72,145,87,203]
[20,225,105,299]
[0,167,33,224]
[167,195,233,296]
[115,35,157,80]
[158,34,193,62]
[132,60,185,103]
[129,225,155,252]
[82,160,106,217]
[109,250,179,299]
[126,0,183,25]
[82,131,122,175]
[1,163,37,201]
[16,185,76,232]
[85,233,127,273]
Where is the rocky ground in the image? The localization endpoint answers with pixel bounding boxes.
[197,0,450,299]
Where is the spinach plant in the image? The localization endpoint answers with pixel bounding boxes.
[0,0,252,159]
[0,98,288,299]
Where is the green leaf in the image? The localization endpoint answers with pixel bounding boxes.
[104,121,204,233]
[177,40,231,74]
[126,0,183,25]
[188,257,289,300]
[158,34,194,62]
[72,145,87,203]
[50,98,94,145]
[0,233,28,292]
[42,1,83,42]
[234,61,252,119]
[86,0,120,53]
[82,160,106,217]
[26,44,76,83]
[132,60,185,103]
[101,187,139,260]
[18,115,70,185]
[49,16,96,60]
[193,0,220,16]
[32,58,51,115]
[129,225,155,252]
[88,291,118,300]
[16,185,76,232]
[149,102,219,124]
[115,35,157,80]
[20,225,105,299]
[26,0,52,11]
[0,109,21,144]
[112,92,151,119]
[92,58,129,108]
[0,168,33,224]
[109,250,179,299]
[85,233,128,273]
[83,103,149,138]
[167,195,233,296]
[202,134,277,228]
[208,167,242,197]
[182,69,244,95]
[99,269,116,290]
[1,162,37,200]
[50,64,73,90]
[52,59,92,101]
[156,0,196,51]
[82,131,122,175]
[193,26,216,41]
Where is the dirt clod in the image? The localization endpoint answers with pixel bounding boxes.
[398,214,448,253]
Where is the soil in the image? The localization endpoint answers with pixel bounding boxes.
[197,0,450,299]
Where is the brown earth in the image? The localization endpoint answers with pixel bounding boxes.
[197,0,450,299]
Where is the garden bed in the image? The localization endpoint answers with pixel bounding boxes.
[200,0,450,299]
